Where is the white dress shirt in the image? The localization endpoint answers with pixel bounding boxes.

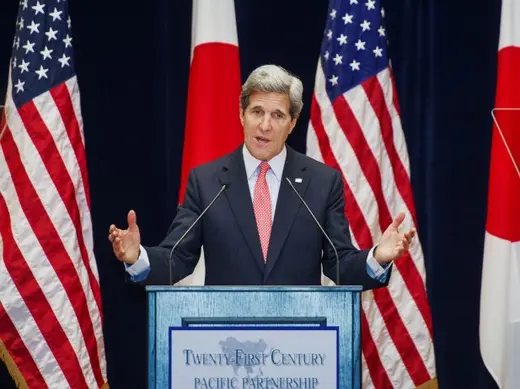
[242,143,285,221]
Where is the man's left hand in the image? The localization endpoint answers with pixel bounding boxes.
[374,212,416,264]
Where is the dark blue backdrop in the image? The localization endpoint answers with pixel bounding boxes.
[0,0,502,388]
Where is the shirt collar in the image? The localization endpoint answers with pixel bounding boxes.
[242,144,287,181]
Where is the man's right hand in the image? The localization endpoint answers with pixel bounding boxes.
[108,210,141,265]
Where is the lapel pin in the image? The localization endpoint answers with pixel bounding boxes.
[295,178,303,183]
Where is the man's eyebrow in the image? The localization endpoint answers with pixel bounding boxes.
[249,105,288,116]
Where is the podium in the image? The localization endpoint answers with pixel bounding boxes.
[146,286,362,389]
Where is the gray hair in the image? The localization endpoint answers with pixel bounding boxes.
[240,64,304,119]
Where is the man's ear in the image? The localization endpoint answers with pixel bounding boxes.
[288,117,297,134]
[239,108,245,126]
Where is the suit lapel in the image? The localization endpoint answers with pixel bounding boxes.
[264,148,310,281]
[218,147,265,272]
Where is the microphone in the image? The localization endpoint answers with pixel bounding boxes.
[285,177,340,286]
[168,183,229,285]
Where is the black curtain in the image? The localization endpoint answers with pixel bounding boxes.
[0,0,503,388]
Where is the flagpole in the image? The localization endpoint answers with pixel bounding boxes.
[0,58,10,142]
[0,105,7,142]
[491,108,520,180]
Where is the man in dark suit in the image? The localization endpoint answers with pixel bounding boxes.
[109,65,415,288]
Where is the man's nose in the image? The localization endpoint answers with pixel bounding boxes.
[259,115,272,132]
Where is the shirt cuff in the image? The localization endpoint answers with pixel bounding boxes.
[124,245,150,276]
[366,246,393,278]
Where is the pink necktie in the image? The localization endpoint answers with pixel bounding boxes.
[253,162,272,262]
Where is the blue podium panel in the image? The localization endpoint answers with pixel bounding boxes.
[146,286,361,389]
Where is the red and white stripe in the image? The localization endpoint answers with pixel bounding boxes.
[309,60,436,388]
[0,71,107,387]
[479,0,520,387]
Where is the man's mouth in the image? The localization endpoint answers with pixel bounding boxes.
[255,136,270,144]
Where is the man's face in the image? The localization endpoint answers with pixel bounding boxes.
[240,91,297,161]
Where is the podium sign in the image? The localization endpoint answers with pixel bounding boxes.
[169,327,338,388]
[146,286,361,389]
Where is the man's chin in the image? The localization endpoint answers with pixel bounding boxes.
[250,148,274,161]
[245,143,270,160]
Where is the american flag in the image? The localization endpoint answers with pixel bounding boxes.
[307,0,436,387]
[0,0,108,388]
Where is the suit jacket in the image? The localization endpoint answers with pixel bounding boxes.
[141,145,391,289]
